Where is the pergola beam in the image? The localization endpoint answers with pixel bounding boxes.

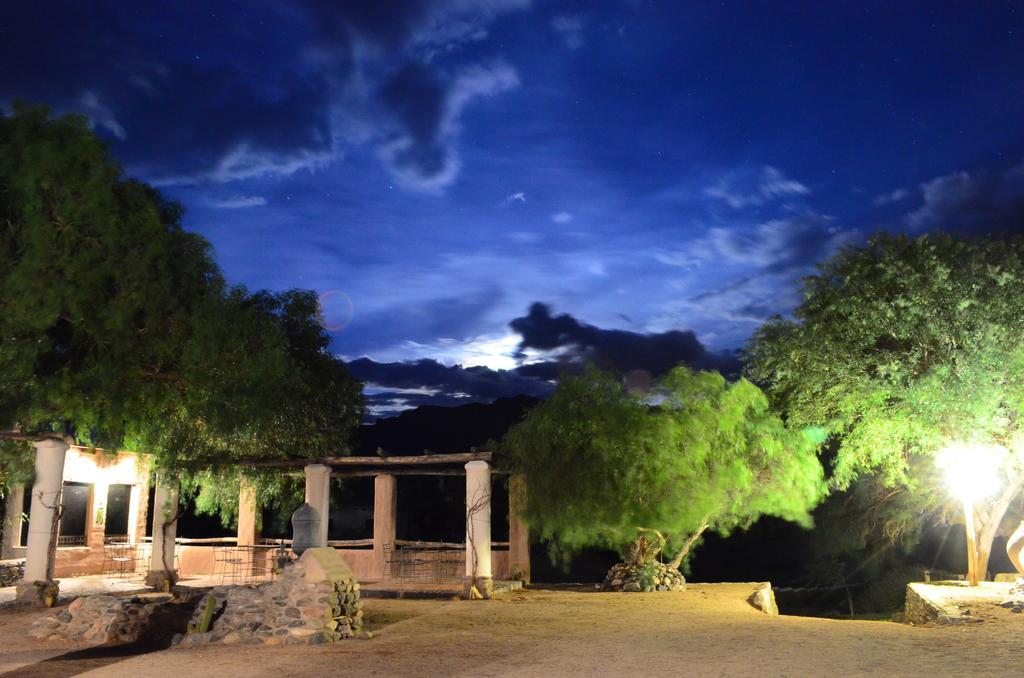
[242,451,492,469]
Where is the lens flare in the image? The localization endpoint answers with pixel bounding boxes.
[318,290,354,332]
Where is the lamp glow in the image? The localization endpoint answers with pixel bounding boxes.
[936,442,1008,587]
[935,443,1006,503]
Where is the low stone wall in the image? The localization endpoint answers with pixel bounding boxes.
[28,592,191,643]
[0,559,24,587]
[176,552,363,647]
[905,582,988,625]
[601,562,686,592]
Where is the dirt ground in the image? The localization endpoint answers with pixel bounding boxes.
[1,583,1021,677]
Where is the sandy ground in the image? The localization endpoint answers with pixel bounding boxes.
[1,583,1021,678]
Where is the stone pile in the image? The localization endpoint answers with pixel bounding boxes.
[601,561,686,592]
[29,592,179,642]
[175,551,363,647]
[0,560,24,587]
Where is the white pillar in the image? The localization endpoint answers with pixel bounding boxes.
[237,479,259,547]
[465,460,492,595]
[146,474,180,587]
[126,484,143,544]
[372,474,397,579]
[304,464,331,547]
[23,438,68,583]
[2,484,25,558]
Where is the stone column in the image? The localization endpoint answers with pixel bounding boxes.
[126,481,148,545]
[237,479,260,547]
[16,437,68,604]
[2,484,25,558]
[372,474,397,580]
[146,474,180,588]
[465,460,492,597]
[509,474,531,583]
[304,464,331,547]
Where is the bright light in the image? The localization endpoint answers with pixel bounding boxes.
[936,443,1007,503]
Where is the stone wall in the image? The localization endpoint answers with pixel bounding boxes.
[601,562,686,592]
[176,556,363,647]
[28,592,191,643]
[0,559,24,587]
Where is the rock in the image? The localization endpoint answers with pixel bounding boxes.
[747,583,779,616]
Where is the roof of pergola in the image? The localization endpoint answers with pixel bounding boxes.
[240,451,499,476]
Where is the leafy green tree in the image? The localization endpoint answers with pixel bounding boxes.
[501,367,825,569]
[746,232,1024,583]
[0,103,363,510]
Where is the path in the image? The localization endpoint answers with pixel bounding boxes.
[2,584,1020,677]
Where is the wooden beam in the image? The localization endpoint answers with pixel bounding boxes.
[242,451,493,469]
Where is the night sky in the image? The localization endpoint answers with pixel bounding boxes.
[3,2,1024,416]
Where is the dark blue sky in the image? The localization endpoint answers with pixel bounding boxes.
[3,2,1024,415]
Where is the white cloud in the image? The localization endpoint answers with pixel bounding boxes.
[503,191,527,204]
[705,166,809,209]
[551,15,584,49]
[77,91,126,140]
[154,142,337,186]
[383,62,520,192]
[210,195,268,209]
[872,187,910,206]
[907,171,980,230]
[551,211,574,224]
[367,332,523,372]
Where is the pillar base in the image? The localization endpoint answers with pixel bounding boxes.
[15,580,59,607]
[145,570,178,590]
[463,576,493,600]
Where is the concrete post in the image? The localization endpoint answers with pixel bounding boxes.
[237,479,260,547]
[126,482,148,545]
[2,484,25,558]
[304,464,331,547]
[146,474,180,588]
[509,474,531,583]
[465,460,492,597]
[372,474,397,580]
[16,438,68,604]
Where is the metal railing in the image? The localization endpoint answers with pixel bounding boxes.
[57,535,87,547]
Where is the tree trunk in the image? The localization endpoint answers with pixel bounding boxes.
[965,471,1024,585]
[666,517,710,570]
[963,500,981,586]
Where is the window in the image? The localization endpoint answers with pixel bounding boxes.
[104,484,132,542]
[58,482,91,547]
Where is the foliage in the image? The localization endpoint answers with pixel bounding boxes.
[746,232,1024,489]
[746,232,1024,579]
[0,439,34,492]
[500,366,826,564]
[181,467,307,528]
[0,103,364,506]
[637,560,660,590]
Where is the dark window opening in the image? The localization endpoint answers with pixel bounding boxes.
[327,477,374,541]
[104,484,132,541]
[59,482,91,546]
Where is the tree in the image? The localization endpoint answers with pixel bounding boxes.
[746,232,1024,584]
[501,366,825,570]
[0,103,363,508]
